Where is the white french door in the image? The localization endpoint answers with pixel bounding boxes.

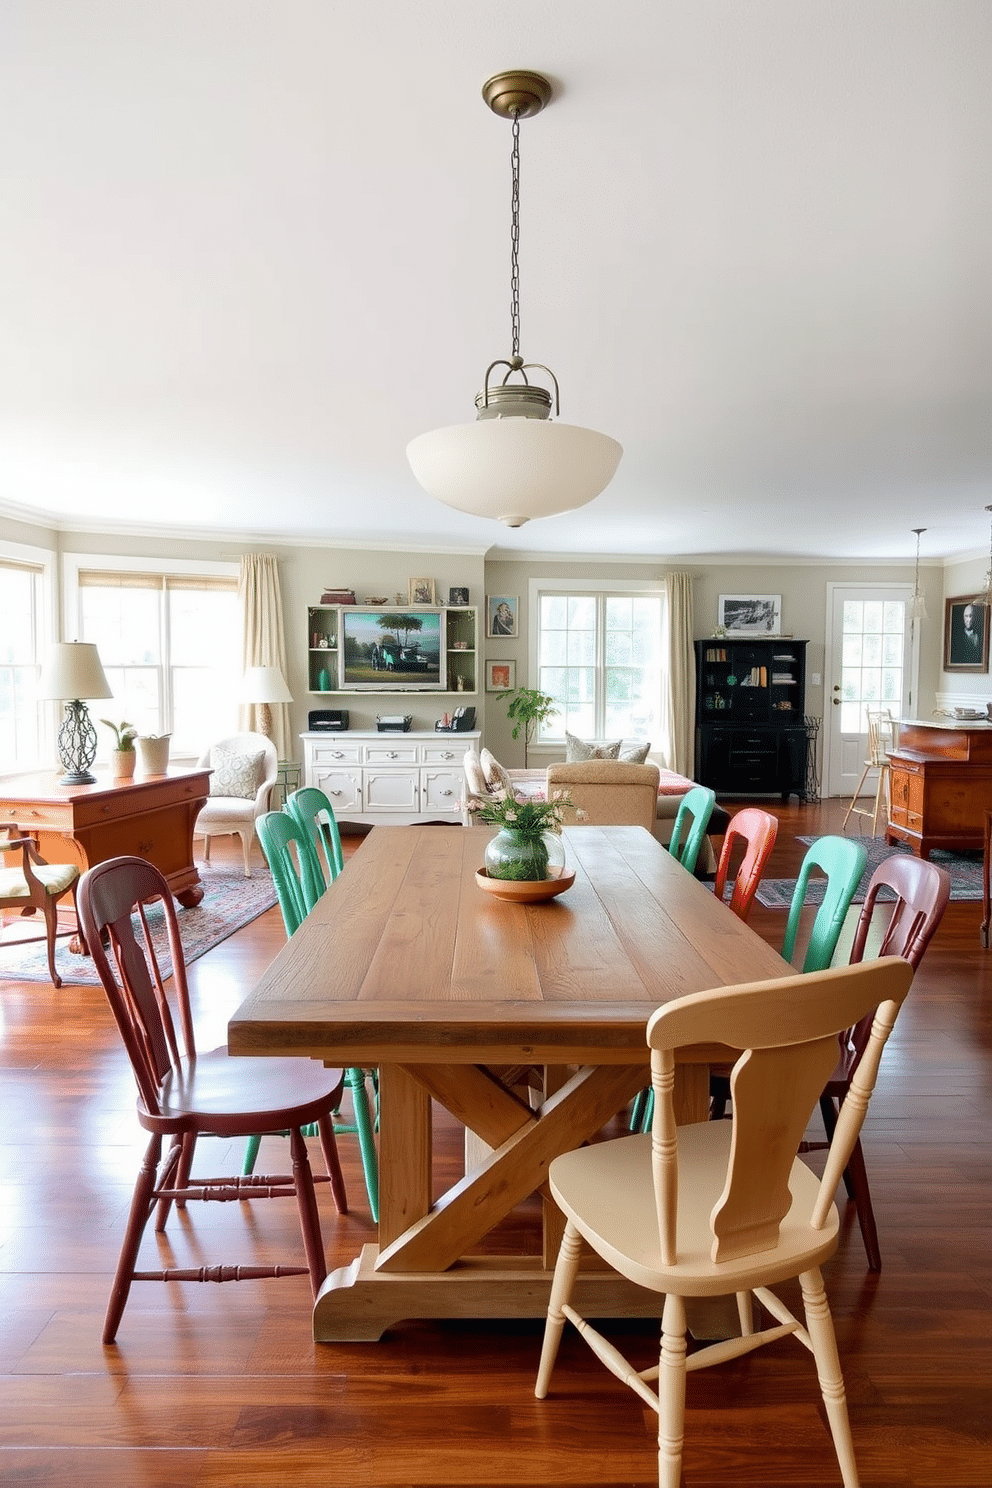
[824,584,917,798]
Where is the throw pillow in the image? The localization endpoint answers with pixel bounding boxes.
[565,731,622,763]
[480,747,513,796]
[463,749,490,800]
[209,747,264,799]
[619,740,651,764]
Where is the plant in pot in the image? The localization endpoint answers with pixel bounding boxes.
[469,790,572,882]
[498,686,559,768]
[101,719,137,779]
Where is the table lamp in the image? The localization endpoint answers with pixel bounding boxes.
[37,641,113,785]
[242,665,292,739]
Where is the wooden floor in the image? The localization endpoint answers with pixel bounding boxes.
[0,799,989,1487]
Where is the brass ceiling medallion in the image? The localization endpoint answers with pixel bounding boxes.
[481,70,553,120]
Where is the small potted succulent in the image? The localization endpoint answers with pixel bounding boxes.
[101,719,138,780]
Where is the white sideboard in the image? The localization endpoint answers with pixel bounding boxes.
[300,730,480,827]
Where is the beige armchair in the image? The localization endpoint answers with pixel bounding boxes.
[546,760,661,833]
[194,731,278,876]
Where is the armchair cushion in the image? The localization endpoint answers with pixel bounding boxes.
[209,746,265,799]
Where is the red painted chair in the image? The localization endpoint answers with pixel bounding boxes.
[801,851,951,1270]
[712,807,779,922]
[77,855,349,1343]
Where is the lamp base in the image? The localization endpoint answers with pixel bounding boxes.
[57,768,98,786]
[56,701,100,788]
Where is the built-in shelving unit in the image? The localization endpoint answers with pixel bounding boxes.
[306,605,477,696]
[695,637,808,798]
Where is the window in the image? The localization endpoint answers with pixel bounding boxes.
[532,582,666,744]
[66,559,239,757]
[0,552,50,772]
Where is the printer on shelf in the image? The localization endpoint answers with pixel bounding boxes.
[308,709,349,732]
[376,714,413,733]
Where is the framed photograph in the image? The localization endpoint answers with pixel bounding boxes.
[718,594,782,635]
[487,595,518,638]
[448,586,469,606]
[943,595,990,673]
[408,577,437,606]
[486,659,516,692]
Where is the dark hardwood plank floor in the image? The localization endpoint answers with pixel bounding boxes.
[0,800,989,1486]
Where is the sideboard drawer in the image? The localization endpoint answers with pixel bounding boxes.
[309,741,362,766]
[363,742,420,766]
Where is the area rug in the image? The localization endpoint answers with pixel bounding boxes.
[754,835,983,909]
[0,863,278,985]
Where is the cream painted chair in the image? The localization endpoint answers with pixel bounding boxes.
[194,732,278,876]
[535,956,915,1488]
[545,760,661,832]
[842,707,894,836]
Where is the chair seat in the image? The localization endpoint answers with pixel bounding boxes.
[0,862,79,898]
[152,1047,345,1133]
[195,796,259,825]
[549,1125,839,1297]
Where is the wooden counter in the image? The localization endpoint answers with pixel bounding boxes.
[886,718,992,857]
[0,767,210,905]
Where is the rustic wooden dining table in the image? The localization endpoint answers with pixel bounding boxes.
[228,823,792,1341]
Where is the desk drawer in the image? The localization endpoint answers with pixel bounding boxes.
[0,801,73,834]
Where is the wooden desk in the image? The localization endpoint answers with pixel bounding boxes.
[886,718,992,857]
[230,824,792,1340]
[0,768,210,906]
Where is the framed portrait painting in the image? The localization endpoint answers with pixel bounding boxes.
[486,660,516,692]
[943,595,990,673]
[487,595,518,638]
[718,594,782,635]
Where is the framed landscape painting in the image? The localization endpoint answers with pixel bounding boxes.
[718,594,782,635]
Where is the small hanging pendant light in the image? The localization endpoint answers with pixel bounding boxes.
[910,528,928,622]
[407,71,622,528]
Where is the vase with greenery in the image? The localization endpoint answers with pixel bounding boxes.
[470,791,571,881]
[101,719,137,779]
[498,686,559,768]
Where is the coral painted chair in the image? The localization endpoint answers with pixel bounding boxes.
[535,957,915,1488]
[712,807,779,922]
[77,855,348,1343]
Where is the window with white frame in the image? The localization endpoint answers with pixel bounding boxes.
[0,549,51,772]
[67,560,240,758]
[532,582,667,746]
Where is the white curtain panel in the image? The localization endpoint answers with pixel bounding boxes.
[664,571,696,777]
[239,554,291,762]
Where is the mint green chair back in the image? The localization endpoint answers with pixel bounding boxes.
[667,786,717,875]
[286,786,344,888]
[254,807,379,1220]
[782,835,868,973]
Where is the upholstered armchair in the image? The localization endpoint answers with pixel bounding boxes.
[194,732,278,876]
[545,760,661,833]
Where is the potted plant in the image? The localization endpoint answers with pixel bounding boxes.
[498,686,559,768]
[468,790,572,881]
[101,719,138,780]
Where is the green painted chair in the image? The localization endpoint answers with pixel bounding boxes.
[782,835,869,973]
[286,786,344,885]
[667,785,717,875]
[248,810,380,1221]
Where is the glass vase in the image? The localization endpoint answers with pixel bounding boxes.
[484,828,566,882]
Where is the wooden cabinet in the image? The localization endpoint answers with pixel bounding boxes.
[306,604,478,696]
[886,719,992,856]
[694,638,808,799]
[301,730,480,827]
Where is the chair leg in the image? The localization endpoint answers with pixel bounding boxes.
[241,1133,262,1175]
[104,1133,163,1345]
[202,834,212,863]
[535,1220,583,1398]
[154,1135,188,1230]
[316,1113,348,1215]
[844,1135,882,1272]
[41,894,62,989]
[871,767,889,837]
[345,1067,380,1221]
[238,828,253,877]
[658,1291,688,1488]
[800,1267,861,1487]
[842,764,871,830]
[289,1126,327,1296]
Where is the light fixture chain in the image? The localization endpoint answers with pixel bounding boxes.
[509,109,520,358]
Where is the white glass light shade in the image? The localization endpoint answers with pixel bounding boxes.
[36,641,112,701]
[242,665,293,705]
[407,419,623,528]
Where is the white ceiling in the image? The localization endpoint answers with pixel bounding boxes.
[0,1,989,562]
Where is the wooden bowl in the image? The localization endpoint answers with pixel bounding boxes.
[475,867,575,903]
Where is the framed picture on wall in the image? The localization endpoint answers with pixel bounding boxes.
[718,594,782,635]
[408,577,437,605]
[486,659,516,692]
[487,595,518,638]
[943,595,990,672]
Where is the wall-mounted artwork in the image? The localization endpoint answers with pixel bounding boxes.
[718,594,782,635]
[487,595,518,638]
[943,595,990,672]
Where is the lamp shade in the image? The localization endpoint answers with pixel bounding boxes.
[242,665,293,705]
[36,642,112,701]
[407,419,623,528]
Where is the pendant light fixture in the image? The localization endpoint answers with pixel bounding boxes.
[909,527,927,622]
[407,71,623,528]
[970,504,992,607]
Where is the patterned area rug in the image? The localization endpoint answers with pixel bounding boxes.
[0,863,278,985]
[754,834,984,909]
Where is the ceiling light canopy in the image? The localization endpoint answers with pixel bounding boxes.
[406,70,622,529]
